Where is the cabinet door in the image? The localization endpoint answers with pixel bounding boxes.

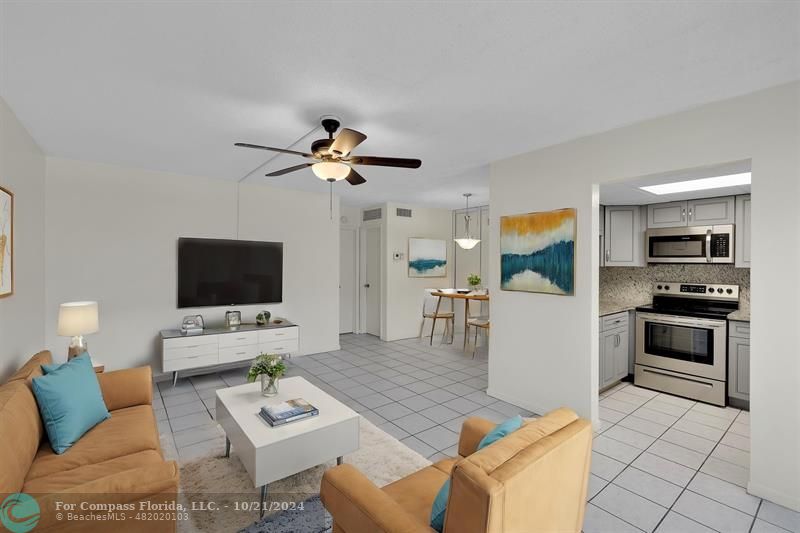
[735,195,751,268]
[688,196,735,225]
[647,201,687,228]
[728,336,750,400]
[614,328,629,381]
[604,206,644,267]
[601,331,618,388]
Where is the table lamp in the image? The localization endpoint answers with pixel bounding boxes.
[57,301,99,359]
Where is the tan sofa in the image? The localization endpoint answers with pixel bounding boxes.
[0,351,179,532]
[321,407,591,533]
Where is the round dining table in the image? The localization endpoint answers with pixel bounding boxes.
[428,290,489,348]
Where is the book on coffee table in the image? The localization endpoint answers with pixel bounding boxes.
[259,398,319,427]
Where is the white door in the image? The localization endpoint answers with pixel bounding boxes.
[339,228,357,334]
[364,227,381,336]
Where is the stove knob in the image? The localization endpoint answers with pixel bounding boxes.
[657,285,663,290]
[717,288,724,294]
[664,285,670,291]
[726,288,733,294]
[708,287,714,293]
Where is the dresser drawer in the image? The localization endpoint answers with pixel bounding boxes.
[163,353,218,372]
[219,344,259,365]
[258,338,299,355]
[601,312,628,332]
[163,335,217,350]
[258,327,298,343]
[218,331,259,348]
[164,342,218,361]
[729,321,750,339]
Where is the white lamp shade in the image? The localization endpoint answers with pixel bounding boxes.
[455,237,481,250]
[312,161,350,181]
[57,301,99,336]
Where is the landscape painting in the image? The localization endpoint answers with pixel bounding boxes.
[0,186,12,298]
[500,208,576,295]
[408,238,447,278]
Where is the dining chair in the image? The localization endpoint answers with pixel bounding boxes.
[465,300,490,357]
[419,289,454,344]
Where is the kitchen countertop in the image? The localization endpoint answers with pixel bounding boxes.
[728,304,750,322]
[599,298,652,317]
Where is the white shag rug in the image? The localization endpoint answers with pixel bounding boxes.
[161,417,432,533]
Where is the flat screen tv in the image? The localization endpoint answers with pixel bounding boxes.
[178,238,283,308]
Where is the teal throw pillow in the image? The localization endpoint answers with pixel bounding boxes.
[430,415,524,531]
[477,415,524,450]
[430,479,450,532]
[32,352,110,454]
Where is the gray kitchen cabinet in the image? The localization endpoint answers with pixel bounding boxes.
[735,195,751,268]
[600,312,629,390]
[728,320,750,409]
[647,196,735,229]
[599,206,605,267]
[603,206,644,267]
[647,201,687,228]
[688,196,735,225]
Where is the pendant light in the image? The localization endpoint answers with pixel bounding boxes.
[454,193,481,250]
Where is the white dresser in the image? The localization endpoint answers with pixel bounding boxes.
[160,322,299,384]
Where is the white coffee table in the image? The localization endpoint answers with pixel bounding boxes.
[215,376,360,517]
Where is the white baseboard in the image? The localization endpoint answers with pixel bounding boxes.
[748,480,800,512]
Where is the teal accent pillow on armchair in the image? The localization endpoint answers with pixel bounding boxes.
[430,415,525,531]
[32,353,110,454]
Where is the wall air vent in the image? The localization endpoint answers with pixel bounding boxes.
[396,208,412,218]
[362,208,382,221]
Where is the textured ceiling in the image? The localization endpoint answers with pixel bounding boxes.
[1,1,797,207]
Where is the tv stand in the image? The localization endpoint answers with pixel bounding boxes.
[160,322,299,385]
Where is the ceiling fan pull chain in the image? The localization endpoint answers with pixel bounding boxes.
[329,180,333,220]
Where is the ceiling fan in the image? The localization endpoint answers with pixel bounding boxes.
[235,117,422,186]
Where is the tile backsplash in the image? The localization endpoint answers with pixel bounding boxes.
[600,265,750,308]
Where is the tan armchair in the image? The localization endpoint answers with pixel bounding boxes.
[321,407,592,533]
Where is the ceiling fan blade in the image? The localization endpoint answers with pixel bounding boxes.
[329,128,367,157]
[265,163,314,177]
[235,143,314,158]
[347,155,421,169]
[345,168,367,186]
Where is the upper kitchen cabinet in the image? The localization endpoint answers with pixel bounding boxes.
[647,200,687,228]
[604,206,645,267]
[687,196,735,225]
[647,196,735,228]
[735,194,751,268]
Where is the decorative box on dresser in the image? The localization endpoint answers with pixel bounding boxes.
[161,322,299,385]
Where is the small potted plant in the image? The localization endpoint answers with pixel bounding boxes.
[467,273,482,290]
[247,353,286,397]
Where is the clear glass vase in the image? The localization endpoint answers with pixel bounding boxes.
[261,374,279,397]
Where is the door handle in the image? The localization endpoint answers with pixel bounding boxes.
[682,208,686,221]
[605,249,610,262]
[706,229,712,263]
[364,283,371,288]
[688,208,693,221]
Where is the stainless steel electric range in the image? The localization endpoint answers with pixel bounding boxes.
[634,282,739,407]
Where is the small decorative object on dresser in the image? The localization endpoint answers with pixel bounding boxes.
[248,354,286,397]
[225,310,241,328]
[181,314,204,334]
[256,310,272,326]
[57,301,100,359]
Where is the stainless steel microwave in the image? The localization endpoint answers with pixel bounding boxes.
[646,225,734,264]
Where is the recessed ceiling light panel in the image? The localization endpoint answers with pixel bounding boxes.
[640,172,751,195]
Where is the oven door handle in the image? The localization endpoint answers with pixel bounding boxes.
[706,229,712,263]
[636,312,726,329]
[641,367,714,388]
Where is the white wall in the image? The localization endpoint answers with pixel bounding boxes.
[384,203,453,341]
[44,157,340,373]
[0,96,46,380]
[489,82,800,510]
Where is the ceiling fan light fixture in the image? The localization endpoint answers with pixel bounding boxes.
[312,161,350,181]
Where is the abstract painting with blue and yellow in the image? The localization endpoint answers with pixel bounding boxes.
[500,208,576,295]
